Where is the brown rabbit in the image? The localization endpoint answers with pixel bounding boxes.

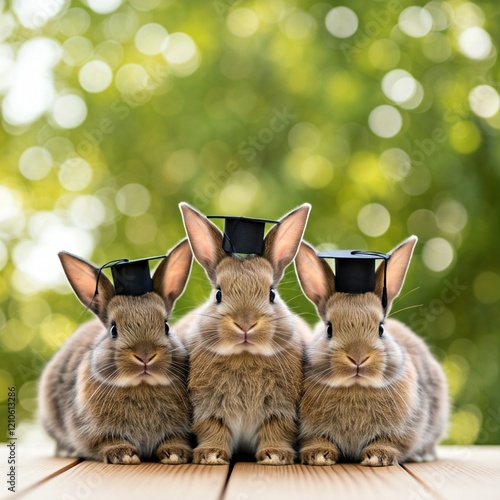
[39,239,193,464]
[174,203,311,465]
[295,236,449,466]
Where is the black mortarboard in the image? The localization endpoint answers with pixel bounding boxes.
[207,215,280,256]
[95,255,166,297]
[318,250,390,310]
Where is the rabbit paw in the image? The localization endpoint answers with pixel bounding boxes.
[193,447,230,465]
[361,446,398,467]
[301,447,339,466]
[256,447,295,465]
[103,445,141,465]
[157,445,192,464]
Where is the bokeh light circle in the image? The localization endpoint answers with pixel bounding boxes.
[12,0,65,29]
[115,63,149,94]
[226,8,259,38]
[69,195,106,229]
[436,199,468,233]
[382,69,419,105]
[135,23,168,55]
[19,147,53,181]
[163,33,197,65]
[87,0,122,15]
[282,10,316,40]
[422,238,454,272]
[458,27,492,60]
[357,203,391,237]
[325,7,358,38]
[288,122,321,151]
[379,148,411,180]
[79,60,113,93]
[58,158,93,191]
[368,105,402,138]
[52,94,87,129]
[469,85,500,118]
[116,183,151,216]
[398,7,433,38]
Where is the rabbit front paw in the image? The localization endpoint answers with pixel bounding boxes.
[103,444,141,465]
[301,446,339,466]
[193,447,230,465]
[157,443,192,464]
[361,445,398,467]
[256,447,295,465]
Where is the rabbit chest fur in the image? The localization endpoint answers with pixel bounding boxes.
[301,319,447,462]
[40,319,191,461]
[189,342,303,453]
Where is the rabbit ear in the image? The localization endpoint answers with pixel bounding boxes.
[152,238,193,313]
[375,235,418,308]
[295,241,335,315]
[58,251,115,318]
[263,203,311,283]
[179,202,226,285]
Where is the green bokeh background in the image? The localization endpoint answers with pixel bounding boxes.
[0,0,499,445]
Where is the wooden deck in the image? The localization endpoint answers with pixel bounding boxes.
[1,445,499,500]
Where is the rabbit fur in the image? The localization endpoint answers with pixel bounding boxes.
[174,202,312,465]
[295,236,449,466]
[39,239,193,465]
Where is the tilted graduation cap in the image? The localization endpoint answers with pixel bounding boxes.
[94,255,166,298]
[207,215,280,256]
[318,250,390,310]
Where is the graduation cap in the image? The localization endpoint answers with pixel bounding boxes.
[318,250,390,310]
[207,215,280,256]
[94,255,166,298]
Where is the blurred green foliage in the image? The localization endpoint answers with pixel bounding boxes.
[0,0,499,445]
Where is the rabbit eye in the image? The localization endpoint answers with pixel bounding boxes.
[326,322,333,339]
[379,323,385,338]
[215,287,222,304]
[269,288,276,303]
[165,321,170,336]
[110,322,118,339]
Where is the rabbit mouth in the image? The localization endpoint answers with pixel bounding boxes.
[240,332,253,345]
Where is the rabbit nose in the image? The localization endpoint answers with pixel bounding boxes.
[347,355,369,367]
[133,353,157,365]
[234,322,256,334]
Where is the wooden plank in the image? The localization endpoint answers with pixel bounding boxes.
[0,444,80,498]
[15,460,229,500]
[403,446,500,500]
[223,462,434,500]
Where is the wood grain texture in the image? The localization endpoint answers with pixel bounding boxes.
[223,462,433,500]
[15,460,229,500]
[3,446,500,500]
[403,446,500,500]
[0,444,80,498]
